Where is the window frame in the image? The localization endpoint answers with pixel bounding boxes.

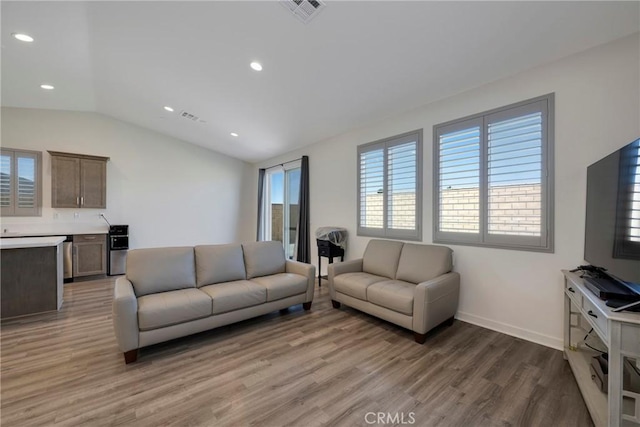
[433,94,554,252]
[357,129,423,241]
[0,148,43,217]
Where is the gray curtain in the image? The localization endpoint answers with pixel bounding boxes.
[296,156,310,263]
[257,168,265,241]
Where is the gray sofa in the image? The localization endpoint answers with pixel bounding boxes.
[112,241,315,363]
[328,239,459,343]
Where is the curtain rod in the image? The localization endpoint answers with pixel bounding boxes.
[263,157,303,171]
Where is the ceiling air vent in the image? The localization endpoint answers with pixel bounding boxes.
[180,110,200,122]
[280,0,325,24]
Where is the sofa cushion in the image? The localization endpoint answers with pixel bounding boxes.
[367,280,415,316]
[137,288,212,331]
[362,240,404,279]
[195,244,246,287]
[127,247,196,297]
[333,272,387,301]
[396,244,453,284]
[242,241,286,279]
[200,280,267,314]
[251,273,308,302]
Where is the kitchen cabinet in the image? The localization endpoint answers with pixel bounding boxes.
[49,151,109,209]
[73,234,107,277]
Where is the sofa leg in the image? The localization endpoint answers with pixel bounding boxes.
[123,349,138,364]
[303,302,312,311]
[445,316,455,327]
[414,332,427,344]
[331,300,341,309]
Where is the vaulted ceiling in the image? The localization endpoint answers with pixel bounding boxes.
[2,1,638,162]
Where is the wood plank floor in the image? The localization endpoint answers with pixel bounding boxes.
[1,278,592,426]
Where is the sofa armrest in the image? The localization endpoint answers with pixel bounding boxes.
[412,272,460,334]
[112,277,139,352]
[327,258,363,299]
[286,260,316,302]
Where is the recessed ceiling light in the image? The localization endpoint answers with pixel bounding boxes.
[164,106,174,112]
[40,84,54,90]
[13,33,34,42]
[250,62,263,71]
[230,132,239,137]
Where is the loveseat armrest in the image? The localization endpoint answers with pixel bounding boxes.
[412,272,460,335]
[286,260,316,302]
[327,258,363,299]
[112,277,139,352]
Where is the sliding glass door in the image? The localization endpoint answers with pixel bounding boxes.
[262,162,301,259]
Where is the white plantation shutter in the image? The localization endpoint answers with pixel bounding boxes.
[487,112,542,237]
[629,143,640,243]
[16,155,37,211]
[0,149,41,216]
[434,95,553,252]
[614,139,640,258]
[358,130,422,240]
[436,121,481,240]
[387,141,417,231]
[0,153,11,208]
[359,146,384,229]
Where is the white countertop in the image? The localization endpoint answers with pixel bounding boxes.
[0,236,66,249]
[1,228,108,238]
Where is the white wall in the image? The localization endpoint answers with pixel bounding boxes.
[245,33,640,349]
[1,108,251,248]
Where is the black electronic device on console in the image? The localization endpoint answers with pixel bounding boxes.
[605,298,640,312]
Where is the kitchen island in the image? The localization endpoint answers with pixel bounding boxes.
[1,236,65,319]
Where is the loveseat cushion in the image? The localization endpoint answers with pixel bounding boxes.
[362,240,404,279]
[333,272,386,301]
[242,241,286,279]
[367,280,415,315]
[200,280,267,314]
[195,244,246,287]
[127,247,196,297]
[396,244,452,284]
[251,273,308,301]
[137,288,212,331]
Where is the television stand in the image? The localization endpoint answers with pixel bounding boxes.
[562,270,640,427]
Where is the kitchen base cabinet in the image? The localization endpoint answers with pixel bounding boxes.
[73,234,107,277]
[0,238,64,319]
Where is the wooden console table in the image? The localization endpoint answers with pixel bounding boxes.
[563,270,640,427]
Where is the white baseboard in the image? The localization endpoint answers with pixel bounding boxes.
[455,311,564,351]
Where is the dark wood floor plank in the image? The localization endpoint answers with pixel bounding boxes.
[1,278,592,426]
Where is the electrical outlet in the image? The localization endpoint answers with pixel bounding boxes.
[53,212,59,219]
[74,212,79,219]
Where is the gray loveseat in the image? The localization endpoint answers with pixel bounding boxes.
[112,241,315,363]
[328,239,459,343]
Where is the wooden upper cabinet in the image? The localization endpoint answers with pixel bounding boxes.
[49,151,109,209]
[80,159,107,208]
[51,155,81,208]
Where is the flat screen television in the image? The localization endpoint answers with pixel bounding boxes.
[584,137,640,299]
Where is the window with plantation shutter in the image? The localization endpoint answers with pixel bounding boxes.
[434,94,554,252]
[358,130,422,240]
[0,148,42,217]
